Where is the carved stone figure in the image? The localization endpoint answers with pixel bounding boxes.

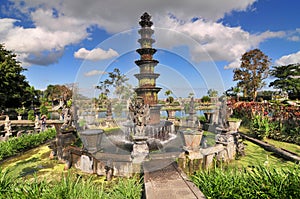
[218,98,229,129]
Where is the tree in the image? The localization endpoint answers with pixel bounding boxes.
[207,89,218,98]
[164,90,174,104]
[0,44,31,109]
[96,68,131,115]
[233,49,270,101]
[233,87,241,101]
[44,84,72,105]
[96,68,130,100]
[269,63,300,99]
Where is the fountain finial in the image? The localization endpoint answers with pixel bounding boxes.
[139,12,153,27]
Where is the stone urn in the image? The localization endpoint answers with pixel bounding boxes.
[80,129,104,153]
[181,129,203,151]
[228,119,242,132]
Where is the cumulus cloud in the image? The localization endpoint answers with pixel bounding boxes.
[154,16,285,68]
[0,8,89,66]
[10,0,256,32]
[275,51,300,66]
[288,36,300,42]
[0,0,283,67]
[74,48,119,61]
[84,70,107,77]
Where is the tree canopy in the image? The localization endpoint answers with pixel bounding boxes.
[43,84,73,104]
[96,68,131,100]
[0,44,32,109]
[269,63,300,99]
[233,49,270,101]
[207,89,218,97]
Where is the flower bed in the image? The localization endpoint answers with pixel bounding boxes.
[231,101,300,143]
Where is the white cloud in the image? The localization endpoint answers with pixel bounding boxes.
[154,16,284,68]
[74,47,119,61]
[0,0,279,67]
[0,9,88,66]
[275,51,300,66]
[84,70,107,77]
[10,0,256,32]
[288,36,300,42]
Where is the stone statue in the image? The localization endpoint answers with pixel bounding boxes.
[189,97,195,114]
[128,97,150,136]
[218,98,229,129]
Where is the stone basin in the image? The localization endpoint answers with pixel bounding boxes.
[80,129,104,153]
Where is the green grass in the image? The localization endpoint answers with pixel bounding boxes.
[239,126,300,159]
[0,169,143,199]
[191,164,300,199]
[264,138,300,156]
[1,142,143,199]
[202,131,216,147]
[230,140,294,168]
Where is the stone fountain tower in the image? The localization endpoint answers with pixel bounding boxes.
[134,12,161,125]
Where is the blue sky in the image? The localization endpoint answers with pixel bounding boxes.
[0,0,299,99]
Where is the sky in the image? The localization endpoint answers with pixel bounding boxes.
[0,0,299,99]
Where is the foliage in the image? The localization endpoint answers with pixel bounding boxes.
[44,84,73,104]
[15,107,26,116]
[232,101,300,144]
[207,89,218,97]
[191,164,300,199]
[198,115,207,123]
[164,89,174,104]
[0,44,31,109]
[233,49,271,100]
[250,115,270,139]
[269,63,300,99]
[201,95,211,103]
[27,109,35,121]
[96,68,132,112]
[0,170,142,199]
[0,128,56,161]
[40,104,49,118]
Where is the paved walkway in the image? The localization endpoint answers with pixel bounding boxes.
[144,160,206,199]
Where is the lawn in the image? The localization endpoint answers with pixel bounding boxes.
[1,143,142,199]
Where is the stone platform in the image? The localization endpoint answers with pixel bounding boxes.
[144,160,206,199]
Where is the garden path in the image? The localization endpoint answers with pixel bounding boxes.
[144,160,206,199]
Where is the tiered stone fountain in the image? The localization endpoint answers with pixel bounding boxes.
[60,13,243,179]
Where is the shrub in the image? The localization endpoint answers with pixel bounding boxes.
[0,128,56,161]
[27,110,35,121]
[251,115,270,139]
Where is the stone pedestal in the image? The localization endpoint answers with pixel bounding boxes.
[131,136,149,164]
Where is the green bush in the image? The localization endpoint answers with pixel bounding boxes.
[0,128,56,161]
[201,96,211,103]
[27,109,35,121]
[250,115,270,139]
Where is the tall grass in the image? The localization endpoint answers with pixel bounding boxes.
[191,164,300,199]
[0,169,142,199]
